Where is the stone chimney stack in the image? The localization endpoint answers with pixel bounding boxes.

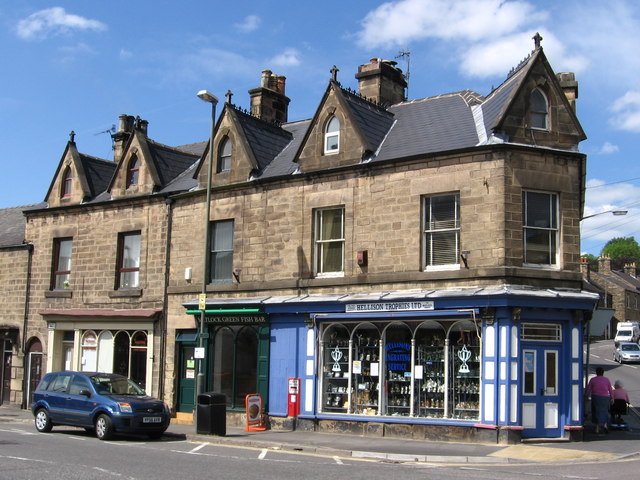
[580,257,590,280]
[623,263,637,277]
[598,256,612,274]
[356,58,407,106]
[112,114,135,162]
[135,116,148,136]
[556,72,578,112]
[249,70,290,124]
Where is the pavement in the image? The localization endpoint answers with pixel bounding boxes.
[2,404,640,465]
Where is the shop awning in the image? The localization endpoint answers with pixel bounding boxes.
[312,309,477,320]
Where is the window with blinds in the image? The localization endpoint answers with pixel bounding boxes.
[423,194,460,270]
[523,191,558,266]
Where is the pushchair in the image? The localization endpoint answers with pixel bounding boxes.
[610,398,629,430]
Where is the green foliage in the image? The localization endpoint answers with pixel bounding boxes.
[601,237,640,270]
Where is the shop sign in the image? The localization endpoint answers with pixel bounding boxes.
[346,301,434,313]
[204,314,267,324]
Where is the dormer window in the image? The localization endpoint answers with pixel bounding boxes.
[530,88,548,130]
[126,156,139,187]
[61,167,73,198]
[218,137,232,173]
[324,116,340,154]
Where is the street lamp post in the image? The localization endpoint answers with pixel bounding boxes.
[580,210,627,220]
[196,90,218,400]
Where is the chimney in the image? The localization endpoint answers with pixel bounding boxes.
[112,114,135,162]
[249,70,290,124]
[135,116,148,136]
[598,255,612,274]
[624,263,637,277]
[580,257,590,280]
[556,72,578,112]
[356,58,407,106]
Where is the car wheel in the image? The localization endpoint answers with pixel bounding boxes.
[95,414,114,440]
[34,408,53,433]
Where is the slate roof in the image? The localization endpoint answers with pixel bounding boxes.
[79,154,117,198]
[339,88,395,154]
[0,206,28,247]
[146,140,201,186]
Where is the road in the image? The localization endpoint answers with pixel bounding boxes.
[587,338,639,406]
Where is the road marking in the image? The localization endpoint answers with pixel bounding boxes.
[258,449,268,460]
[0,427,37,436]
[189,443,208,453]
[334,456,343,464]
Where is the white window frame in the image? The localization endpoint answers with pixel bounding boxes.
[324,116,340,155]
[209,219,234,282]
[523,191,559,268]
[314,207,345,277]
[423,193,460,271]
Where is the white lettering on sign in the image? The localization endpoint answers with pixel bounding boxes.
[345,301,434,313]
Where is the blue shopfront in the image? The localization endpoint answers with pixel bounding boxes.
[182,286,597,442]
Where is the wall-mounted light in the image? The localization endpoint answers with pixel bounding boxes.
[185,267,192,282]
[357,250,368,267]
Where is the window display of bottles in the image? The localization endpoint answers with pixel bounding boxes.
[322,341,350,412]
[450,343,480,419]
[414,345,445,418]
[352,340,379,415]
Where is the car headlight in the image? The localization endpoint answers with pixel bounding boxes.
[118,402,132,413]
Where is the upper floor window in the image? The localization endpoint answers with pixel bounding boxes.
[314,207,344,276]
[324,116,340,154]
[61,167,73,198]
[530,89,548,130]
[523,191,558,266]
[209,219,234,282]
[423,194,460,270]
[117,232,141,289]
[217,137,232,173]
[52,238,72,289]
[126,156,139,187]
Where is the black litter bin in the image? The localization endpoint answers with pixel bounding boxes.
[196,392,226,436]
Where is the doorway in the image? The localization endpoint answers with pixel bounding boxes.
[521,346,561,437]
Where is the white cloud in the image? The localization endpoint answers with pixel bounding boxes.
[598,142,619,155]
[16,7,107,41]
[356,0,545,48]
[609,90,640,132]
[234,15,261,33]
[268,48,301,67]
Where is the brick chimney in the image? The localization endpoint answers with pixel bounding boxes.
[249,70,290,124]
[623,263,637,277]
[580,257,590,280]
[556,72,578,112]
[356,58,407,106]
[112,114,135,162]
[598,256,612,274]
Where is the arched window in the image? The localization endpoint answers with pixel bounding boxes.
[530,89,548,130]
[324,116,340,154]
[61,167,73,197]
[217,137,232,173]
[126,156,139,187]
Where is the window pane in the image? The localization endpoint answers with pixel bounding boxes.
[210,220,233,281]
[213,328,234,404]
[428,231,459,265]
[424,195,459,267]
[234,327,258,406]
[321,242,343,272]
[320,209,343,240]
[218,138,232,172]
[122,235,141,268]
[315,209,344,274]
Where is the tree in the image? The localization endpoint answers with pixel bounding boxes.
[601,236,640,270]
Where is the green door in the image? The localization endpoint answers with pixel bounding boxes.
[177,343,197,412]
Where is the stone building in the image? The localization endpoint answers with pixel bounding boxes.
[7,37,598,442]
[166,39,597,442]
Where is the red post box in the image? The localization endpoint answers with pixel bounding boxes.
[287,378,300,417]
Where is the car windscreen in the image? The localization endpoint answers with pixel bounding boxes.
[89,375,146,395]
[621,344,640,351]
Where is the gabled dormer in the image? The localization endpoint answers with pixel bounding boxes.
[195,102,292,187]
[109,116,200,199]
[480,34,585,150]
[45,131,116,207]
[296,65,395,173]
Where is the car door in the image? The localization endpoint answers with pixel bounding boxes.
[66,374,95,427]
[44,373,73,423]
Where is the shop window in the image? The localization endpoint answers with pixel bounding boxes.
[209,220,234,282]
[130,331,148,389]
[81,331,97,371]
[97,331,114,372]
[321,324,353,413]
[523,191,558,266]
[116,231,141,289]
[414,322,446,418]
[383,323,413,416]
[530,88,548,130]
[324,116,340,154]
[51,238,73,290]
[217,137,232,173]
[113,331,130,377]
[448,321,480,419]
[314,207,345,276]
[351,323,381,415]
[234,327,258,406]
[126,155,140,187]
[423,194,460,270]
[521,323,561,342]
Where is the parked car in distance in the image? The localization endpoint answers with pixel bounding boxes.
[613,342,640,364]
[32,371,170,440]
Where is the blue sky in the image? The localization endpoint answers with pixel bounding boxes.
[2,1,639,255]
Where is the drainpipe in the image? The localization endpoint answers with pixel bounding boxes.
[21,242,34,409]
[158,197,174,401]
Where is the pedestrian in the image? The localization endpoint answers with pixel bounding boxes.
[585,367,614,434]
[610,379,630,424]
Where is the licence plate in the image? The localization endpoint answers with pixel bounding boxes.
[143,416,162,423]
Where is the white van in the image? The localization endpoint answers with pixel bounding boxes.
[614,322,640,343]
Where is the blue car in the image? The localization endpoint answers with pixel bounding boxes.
[32,371,170,440]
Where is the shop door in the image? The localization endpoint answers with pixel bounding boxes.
[177,344,197,412]
[521,347,561,438]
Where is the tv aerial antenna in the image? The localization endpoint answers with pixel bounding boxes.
[395,49,411,98]
[94,124,117,151]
